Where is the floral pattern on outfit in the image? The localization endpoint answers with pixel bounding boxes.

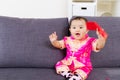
[56,35,97,79]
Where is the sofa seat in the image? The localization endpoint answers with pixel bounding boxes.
[87,68,120,80]
[0,68,119,80]
[0,68,64,80]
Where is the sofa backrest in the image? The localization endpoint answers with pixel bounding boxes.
[85,17,120,68]
[0,16,69,68]
[0,16,120,68]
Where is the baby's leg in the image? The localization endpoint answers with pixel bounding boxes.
[72,67,91,80]
[55,62,73,78]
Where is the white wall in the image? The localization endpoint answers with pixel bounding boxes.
[0,0,120,18]
[97,0,114,16]
[113,0,120,16]
[0,0,68,18]
[97,0,120,17]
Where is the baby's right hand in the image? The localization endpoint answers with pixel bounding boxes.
[49,32,58,42]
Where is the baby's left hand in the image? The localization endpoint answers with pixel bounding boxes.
[97,28,108,40]
[96,28,107,50]
[96,29,105,41]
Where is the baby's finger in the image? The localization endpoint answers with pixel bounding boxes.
[49,35,52,39]
[54,32,56,34]
[96,28,99,35]
[54,32,57,36]
[53,32,57,36]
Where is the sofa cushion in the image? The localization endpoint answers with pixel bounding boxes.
[84,17,120,68]
[0,16,69,68]
[0,68,64,80]
[0,68,119,80]
[87,68,120,80]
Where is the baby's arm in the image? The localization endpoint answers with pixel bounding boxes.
[49,32,65,49]
[95,28,108,50]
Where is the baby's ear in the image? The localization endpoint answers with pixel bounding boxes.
[69,28,71,32]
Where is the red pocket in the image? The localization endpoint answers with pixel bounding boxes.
[87,21,100,30]
[99,28,108,39]
[87,21,108,39]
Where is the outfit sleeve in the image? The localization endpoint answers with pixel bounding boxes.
[92,38,100,52]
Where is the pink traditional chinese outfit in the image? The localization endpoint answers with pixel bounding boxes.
[55,35,98,79]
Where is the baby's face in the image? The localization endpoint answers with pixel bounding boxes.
[69,19,88,40]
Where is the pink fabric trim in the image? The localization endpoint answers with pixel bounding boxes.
[56,35,96,76]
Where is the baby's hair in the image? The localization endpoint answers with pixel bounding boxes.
[69,16,88,26]
[68,16,88,36]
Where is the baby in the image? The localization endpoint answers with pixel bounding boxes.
[49,17,108,80]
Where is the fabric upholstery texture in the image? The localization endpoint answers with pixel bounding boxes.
[0,68,64,80]
[0,16,119,80]
[0,16,69,68]
[85,17,120,68]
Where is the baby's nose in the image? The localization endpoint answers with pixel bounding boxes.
[76,28,81,31]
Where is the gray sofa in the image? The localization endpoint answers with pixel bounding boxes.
[0,16,119,80]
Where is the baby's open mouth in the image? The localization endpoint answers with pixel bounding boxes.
[75,33,80,36]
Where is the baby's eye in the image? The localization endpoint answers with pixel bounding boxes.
[80,27,83,29]
[72,27,76,29]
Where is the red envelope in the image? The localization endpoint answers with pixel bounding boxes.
[87,21,100,30]
[87,21,108,39]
